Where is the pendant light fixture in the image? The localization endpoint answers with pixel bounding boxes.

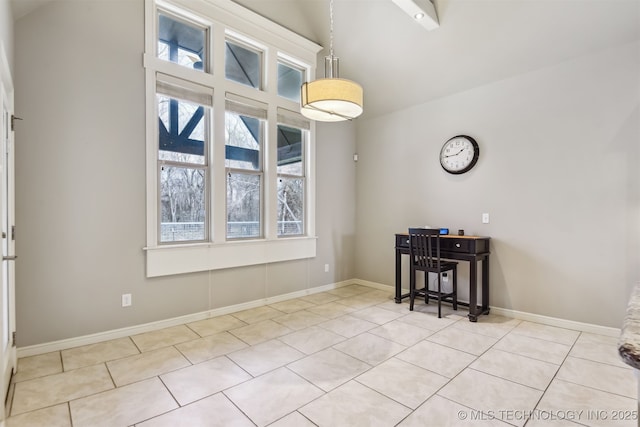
[301,0,363,122]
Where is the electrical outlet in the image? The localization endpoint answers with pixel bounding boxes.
[122,293,132,307]
[442,273,448,282]
[482,213,490,224]
[324,264,329,273]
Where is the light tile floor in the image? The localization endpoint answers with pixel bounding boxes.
[5,284,638,427]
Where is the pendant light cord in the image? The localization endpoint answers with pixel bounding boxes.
[326,0,338,78]
[329,0,334,58]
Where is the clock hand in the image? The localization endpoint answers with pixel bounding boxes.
[444,148,465,158]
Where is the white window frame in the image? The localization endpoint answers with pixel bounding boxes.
[143,0,321,277]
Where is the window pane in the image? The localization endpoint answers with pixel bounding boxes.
[160,166,206,242]
[277,125,303,175]
[158,95,206,164]
[227,173,261,239]
[225,111,261,170]
[225,40,261,89]
[158,13,206,71]
[277,62,303,102]
[277,177,304,236]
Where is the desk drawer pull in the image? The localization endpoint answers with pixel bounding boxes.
[455,243,461,248]
[406,240,410,245]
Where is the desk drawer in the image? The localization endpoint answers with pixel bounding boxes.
[442,238,489,254]
[396,234,489,254]
[396,235,410,248]
[441,239,471,253]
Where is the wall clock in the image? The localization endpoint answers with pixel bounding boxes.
[439,135,480,174]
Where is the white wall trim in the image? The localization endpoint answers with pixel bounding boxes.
[145,237,317,277]
[18,277,621,357]
[351,278,395,293]
[17,279,354,358]
[489,307,621,337]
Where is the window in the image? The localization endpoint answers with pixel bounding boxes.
[144,0,322,277]
[158,12,206,72]
[156,76,211,243]
[225,99,266,239]
[277,61,304,102]
[225,39,262,89]
[277,124,305,236]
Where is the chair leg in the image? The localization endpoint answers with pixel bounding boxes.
[452,267,458,311]
[409,267,415,311]
[424,272,429,304]
[437,275,442,318]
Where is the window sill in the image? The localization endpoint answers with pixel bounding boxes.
[144,236,317,277]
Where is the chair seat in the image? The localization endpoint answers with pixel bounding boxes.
[412,260,458,272]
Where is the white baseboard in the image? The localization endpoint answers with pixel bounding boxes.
[17,277,620,358]
[489,307,620,337]
[352,279,621,337]
[351,278,395,292]
[17,279,355,358]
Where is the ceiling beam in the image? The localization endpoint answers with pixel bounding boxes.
[390,0,439,31]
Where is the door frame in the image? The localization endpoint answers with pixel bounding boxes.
[0,42,16,421]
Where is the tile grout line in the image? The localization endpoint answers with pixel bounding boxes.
[422,319,567,426]
[525,330,584,427]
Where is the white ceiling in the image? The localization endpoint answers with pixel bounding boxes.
[11,0,640,119]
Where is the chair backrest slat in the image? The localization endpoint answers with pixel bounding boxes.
[408,228,441,269]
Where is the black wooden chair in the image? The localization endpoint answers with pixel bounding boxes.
[408,228,458,318]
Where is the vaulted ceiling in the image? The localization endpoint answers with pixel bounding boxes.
[234,0,640,119]
[11,0,640,119]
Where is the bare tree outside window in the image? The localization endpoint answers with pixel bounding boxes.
[160,166,206,241]
[277,124,305,236]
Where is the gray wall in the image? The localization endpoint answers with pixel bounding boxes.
[0,0,12,76]
[354,41,640,329]
[11,0,639,347]
[14,0,356,347]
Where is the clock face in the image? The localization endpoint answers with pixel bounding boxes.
[439,135,480,174]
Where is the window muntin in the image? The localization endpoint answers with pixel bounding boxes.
[158,12,207,72]
[225,39,262,89]
[277,61,304,102]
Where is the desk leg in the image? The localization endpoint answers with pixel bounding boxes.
[468,260,478,322]
[395,249,402,303]
[482,255,490,314]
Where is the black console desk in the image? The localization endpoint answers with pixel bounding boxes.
[395,233,491,322]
